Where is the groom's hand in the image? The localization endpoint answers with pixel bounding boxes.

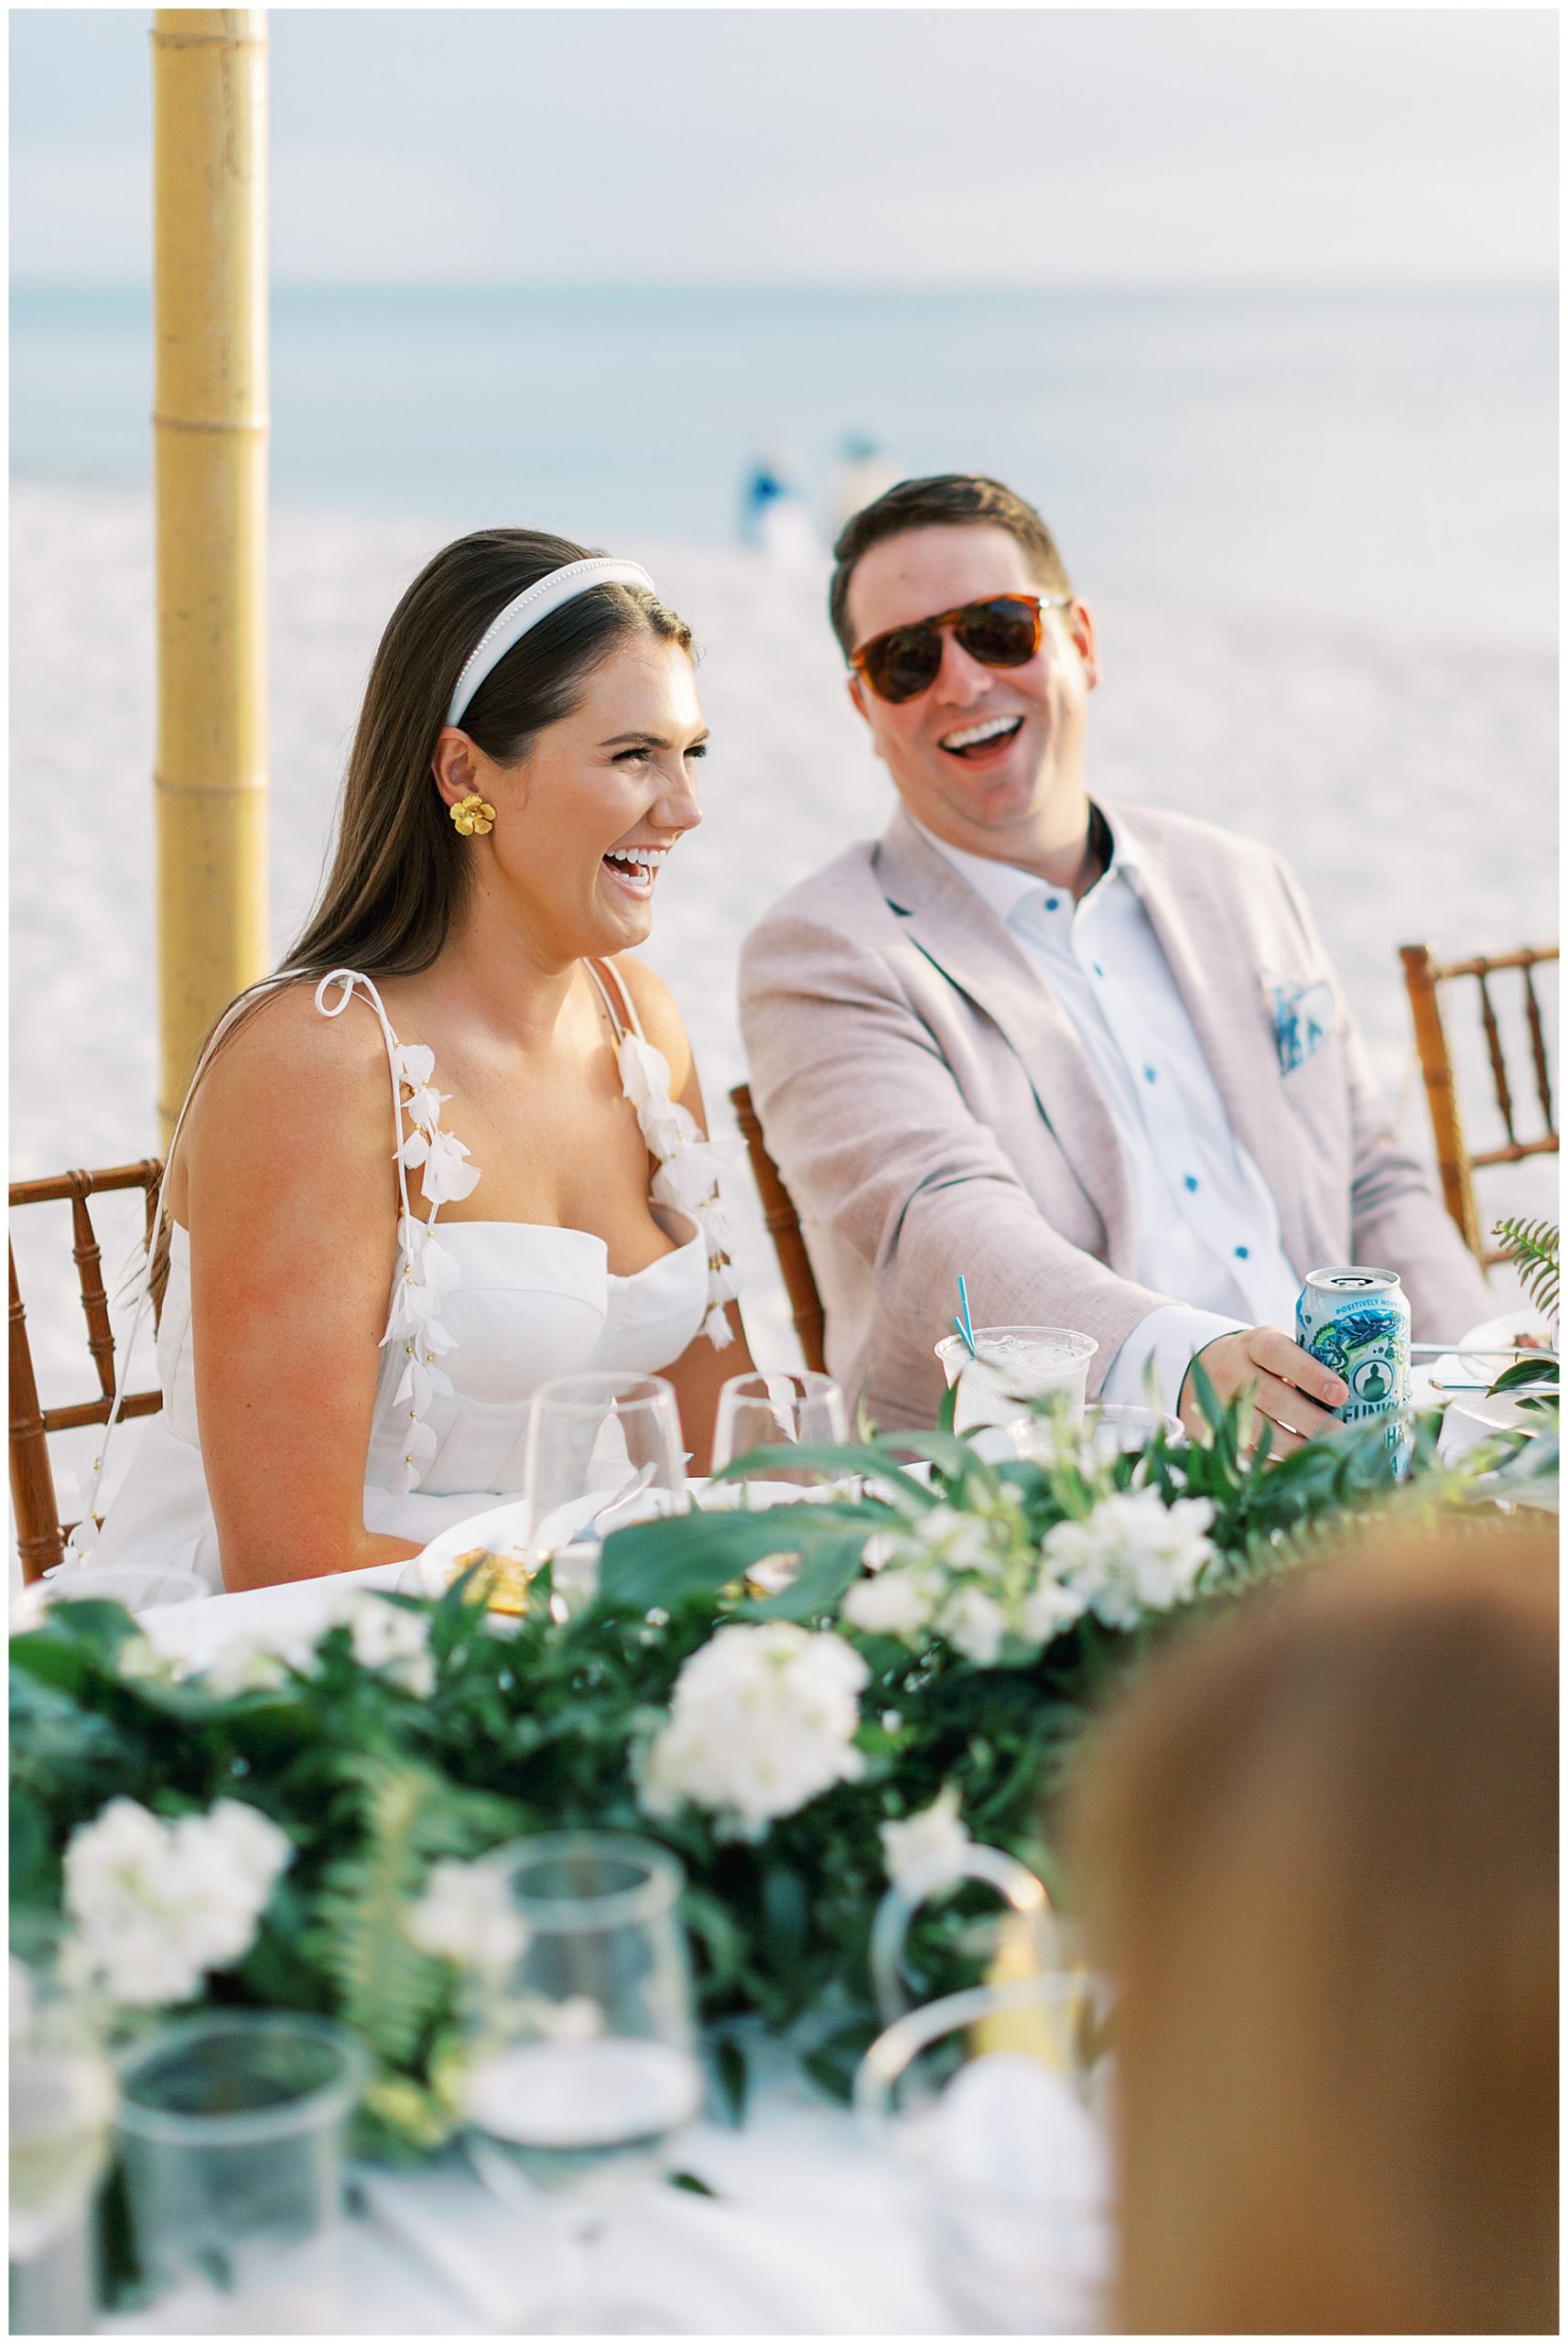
[1180,1327,1348,1456]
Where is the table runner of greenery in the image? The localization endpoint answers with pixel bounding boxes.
[11,1375,1552,2167]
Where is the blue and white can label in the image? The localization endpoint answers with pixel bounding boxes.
[1295,1267,1411,1451]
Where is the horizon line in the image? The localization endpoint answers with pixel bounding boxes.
[13,275,1557,300]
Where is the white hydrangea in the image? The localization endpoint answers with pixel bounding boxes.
[1042,1490,1216,1631]
[939,1584,1010,1666]
[879,1784,972,1888]
[341,1593,436,1697]
[406,1860,527,1977]
[63,1796,293,2007]
[841,1565,942,1638]
[640,1622,869,1838]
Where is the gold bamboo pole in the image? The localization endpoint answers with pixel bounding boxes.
[150,8,269,1143]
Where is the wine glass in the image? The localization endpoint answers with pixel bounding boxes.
[709,1370,850,1504]
[458,1831,702,2332]
[520,1373,687,1606]
[9,1928,115,2335]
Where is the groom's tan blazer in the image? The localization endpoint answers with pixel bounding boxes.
[738,803,1490,1430]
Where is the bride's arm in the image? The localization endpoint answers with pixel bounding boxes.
[617,960,754,1472]
[177,988,426,1590]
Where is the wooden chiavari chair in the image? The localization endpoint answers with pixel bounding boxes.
[1399,944,1559,1267]
[728,1084,827,1374]
[9,1160,165,1582]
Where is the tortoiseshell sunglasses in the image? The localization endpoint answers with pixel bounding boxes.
[849,591,1071,704]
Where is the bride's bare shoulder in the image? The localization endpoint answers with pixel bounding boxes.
[182,978,394,1156]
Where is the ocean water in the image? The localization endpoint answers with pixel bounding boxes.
[10,283,1556,647]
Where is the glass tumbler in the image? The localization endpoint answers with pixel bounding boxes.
[114,2011,367,2331]
[935,1326,1098,1435]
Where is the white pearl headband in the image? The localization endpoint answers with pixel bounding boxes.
[444,556,658,731]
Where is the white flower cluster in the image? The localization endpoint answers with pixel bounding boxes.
[63,1797,293,2007]
[879,1784,972,1888]
[406,1860,527,1978]
[340,1591,436,1696]
[618,1030,740,1351]
[840,1484,1217,1664]
[640,1622,869,1838]
[1040,1490,1217,1631]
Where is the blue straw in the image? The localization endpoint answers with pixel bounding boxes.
[957,1275,977,1351]
[952,1315,977,1356]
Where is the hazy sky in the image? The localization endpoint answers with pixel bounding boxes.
[10,7,1558,288]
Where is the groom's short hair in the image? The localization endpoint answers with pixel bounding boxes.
[828,473,1074,656]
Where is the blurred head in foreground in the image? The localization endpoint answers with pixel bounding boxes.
[1071,1512,1557,2335]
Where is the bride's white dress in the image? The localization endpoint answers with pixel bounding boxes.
[83,963,735,1590]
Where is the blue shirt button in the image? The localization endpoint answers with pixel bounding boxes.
[1044,896,1059,912]
[1143,1066,1157,1084]
[1184,1175,1199,1192]
[1234,1243,1249,1259]
[1093,964,1103,978]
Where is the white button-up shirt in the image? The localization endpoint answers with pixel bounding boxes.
[914,810,1300,1411]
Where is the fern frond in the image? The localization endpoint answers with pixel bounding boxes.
[1492,1215,1560,1327]
[309,1763,448,2068]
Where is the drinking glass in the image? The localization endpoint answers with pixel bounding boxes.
[709,1370,850,1502]
[9,1932,115,2335]
[520,1373,687,1592]
[934,1326,1098,1435]
[459,1830,702,2331]
[114,2011,368,2332]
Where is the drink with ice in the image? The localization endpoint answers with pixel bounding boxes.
[935,1326,1098,1435]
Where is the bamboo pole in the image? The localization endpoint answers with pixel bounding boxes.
[150,9,269,1143]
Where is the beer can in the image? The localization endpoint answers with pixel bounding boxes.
[1295,1267,1411,1450]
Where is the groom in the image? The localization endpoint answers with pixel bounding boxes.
[737,473,1489,1441]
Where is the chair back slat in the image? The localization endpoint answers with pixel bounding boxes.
[1475,973,1516,1145]
[1400,943,1559,1269]
[8,1157,165,1583]
[1522,964,1555,1135]
[8,1242,62,1581]
[730,1084,827,1376]
[69,1177,118,1404]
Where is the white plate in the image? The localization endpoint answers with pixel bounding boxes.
[1443,1307,1559,1433]
[405,1502,530,1600]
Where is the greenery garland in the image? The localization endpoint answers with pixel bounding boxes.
[11,1378,1549,2173]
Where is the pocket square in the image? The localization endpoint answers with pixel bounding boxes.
[1265,975,1335,1075]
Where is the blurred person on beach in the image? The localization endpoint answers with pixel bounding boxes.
[740,449,819,570]
[79,531,749,1592]
[1069,1510,1557,2333]
[738,473,1489,1436]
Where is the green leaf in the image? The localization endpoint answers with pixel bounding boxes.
[1488,1355,1559,1395]
[596,1504,868,1612]
[708,1441,935,1514]
[738,1535,866,1622]
[668,2169,720,2197]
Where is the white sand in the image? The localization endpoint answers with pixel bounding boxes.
[10,483,1557,1513]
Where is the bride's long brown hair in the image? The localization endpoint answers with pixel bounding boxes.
[150,527,693,1302]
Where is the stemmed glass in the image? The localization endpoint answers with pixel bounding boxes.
[709,1370,850,1503]
[520,1373,687,1605]
[458,1831,703,2332]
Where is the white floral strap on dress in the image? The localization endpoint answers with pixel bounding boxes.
[314,970,479,1496]
[584,960,738,1351]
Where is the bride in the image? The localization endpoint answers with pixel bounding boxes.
[84,530,750,1592]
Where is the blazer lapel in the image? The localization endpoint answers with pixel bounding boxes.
[1124,836,1313,1271]
[874,812,1140,1268]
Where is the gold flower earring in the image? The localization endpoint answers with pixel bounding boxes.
[449,793,496,837]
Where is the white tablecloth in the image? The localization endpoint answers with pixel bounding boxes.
[100,2040,953,2335]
